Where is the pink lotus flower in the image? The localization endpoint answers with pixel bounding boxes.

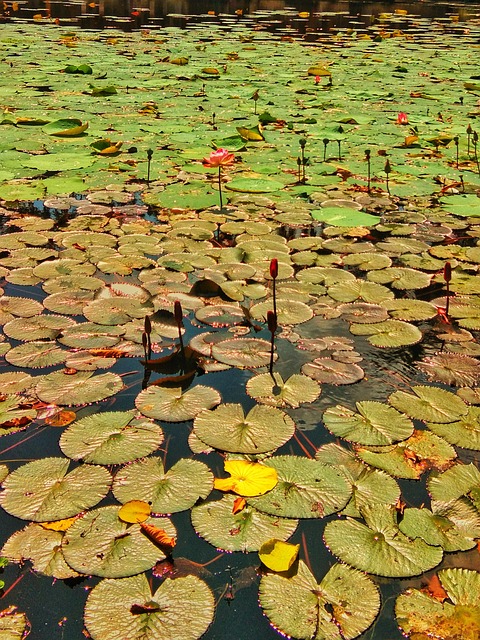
[397,112,409,125]
[315,75,321,85]
[202,148,235,168]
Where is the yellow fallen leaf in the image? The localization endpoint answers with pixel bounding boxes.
[259,539,300,572]
[40,516,78,531]
[214,460,277,497]
[118,500,151,523]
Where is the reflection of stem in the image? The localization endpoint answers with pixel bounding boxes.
[218,165,223,210]
[269,329,275,378]
[445,280,450,318]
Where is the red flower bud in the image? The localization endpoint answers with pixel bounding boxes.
[270,258,278,280]
[444,262,452,283]
[174,300,183,326]
[267,310,277,333]
[144,314,152,335]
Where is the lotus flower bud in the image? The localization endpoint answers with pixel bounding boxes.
[174,300,183,325]
[267,310,277,333]
[444,262,452,283]
[270,258,278,280]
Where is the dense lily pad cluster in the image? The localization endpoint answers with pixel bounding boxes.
[1,12,480,640]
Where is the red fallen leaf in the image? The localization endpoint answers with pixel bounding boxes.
[232,497,246,514]
[87,348,128,358]
[130,602,161,615]
[424,574,448,602]
[1,416,32,429]
[152,558,175,578]
[140,523,176,552]
[45,410,76,427]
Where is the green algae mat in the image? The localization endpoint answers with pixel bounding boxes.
[0,16,480,640]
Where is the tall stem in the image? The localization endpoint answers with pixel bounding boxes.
[218,165,223,210]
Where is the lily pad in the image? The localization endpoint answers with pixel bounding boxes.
[35,371,124,406]
[324,504,443,577]
[84,572,214,640]
[395,568,480,639]
[249,455,352,518]
[389,385,468,423]
[135,385,221,422]
[323,401,414,446]
[259,560,380,640]
[113,457,213,514]
[59,410,164,464]
[191,494,298,552]
[0,457,111,521]
[193,403,295,454]
[62,506,175,578]
[246,372,321,408]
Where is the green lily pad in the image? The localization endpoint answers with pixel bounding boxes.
[399,499,480,552]
[246,372,321,408]
[389,385,468,423]
[395,568,480,639]
[135,385,221,422]
[349,319,423,348]
[1,523,79,579]
[113,457,213,514]
[59,410,164,464]
[0,457,111,522]
[312,207,380,227]
[193,404,295,454]
[84,572,214,640]
[5,341,67,369]
[249,455,352,518]
[324,504,443,577]
[427,462,480,502]
[225,177,285,193]
[191,494,298,552]
[323,401,414,446]
[43,118,88,136]
[35,371,124,406]
[62,506,175,578]
[259,561,380,640]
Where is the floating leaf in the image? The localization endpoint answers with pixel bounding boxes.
[323,401,414,445]
[349,319,422,348]
[35,371,123,406]
[118,500,151,524]
[85,573,214,640]
[43,118,88,136]
[193,403,295,454]
[259,560,380,640]
[258,539,299,572]
[191,494,298,552]
[395,568,480,639]
[324,504,443,577]
[246,372,321,408]
[426,407,480,450]
[59,410,164,464]
[427,462,480,502]
[0,457,111,521]
[302,357,364,385]
[0,606,30,640]
[418,353,480,387]
[399,499,480,552]
[211,337,272,368]
[356,430,457,479]
[389,385,468,423]
[136,385,221,422]
[1,523,78,579]
[113,457,213,514]
[62,506,174,578]
[250,455,351,518]
[214,460,278,497]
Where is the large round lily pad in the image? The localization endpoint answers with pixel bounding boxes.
[84,572,214,640]
[395,568,480,639]
[35,371,124,406]
[62,506,175,578]
[260,560,380,640]
[136,385,221,422]
[1,523,79,579]
[211,337,272,368]
[113,457,213,514]
[193,403,295,454]
[324,504,443,577]
[59,410,164,464]
[246,372,321,408]
[0,457,111,521]
[323,401,414,446]
[389,386,468,424]
[249,455,352,518]
[191,494,298,552]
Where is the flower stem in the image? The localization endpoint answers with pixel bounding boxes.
[218,165,223,210]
